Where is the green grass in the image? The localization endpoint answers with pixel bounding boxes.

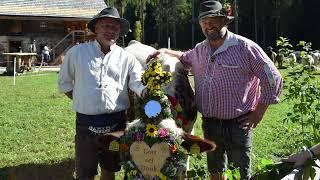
[0,72,75,179]
[0,70,315,179]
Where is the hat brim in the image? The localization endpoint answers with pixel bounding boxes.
[198,14,234,24]
[88,15,130,37]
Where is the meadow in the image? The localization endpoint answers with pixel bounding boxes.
[0,70,309,179]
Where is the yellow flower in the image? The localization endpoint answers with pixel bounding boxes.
[146,123,158,137]
[127,169,138,177]
[154,63,161,69]
[156,171,167,180]
[152,90,161,97]
[145,71,150,78]
[131,170,137,176]
[154,85,161,90]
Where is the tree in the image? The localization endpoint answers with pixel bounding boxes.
[276,36,293,68]
[153,0,191,48]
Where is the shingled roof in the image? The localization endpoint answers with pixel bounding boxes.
[0,0,106,19]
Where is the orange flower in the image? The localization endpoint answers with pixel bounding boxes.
[170,144,177,153]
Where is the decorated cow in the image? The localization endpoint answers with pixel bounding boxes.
[97,41,215,179]
[125,40,197,133]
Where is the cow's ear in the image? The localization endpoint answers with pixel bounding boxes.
[181,133,216,153]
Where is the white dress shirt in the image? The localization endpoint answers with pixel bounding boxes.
[58,40,145,115]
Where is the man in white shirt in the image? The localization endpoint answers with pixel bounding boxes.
[58,7,146,180]
[30,40,37,53]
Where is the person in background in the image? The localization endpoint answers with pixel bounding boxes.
[147,0,283,179]
[282,143,320,167]
[41,44,50,65]
[30,40,37,53]
[58,7,146,180]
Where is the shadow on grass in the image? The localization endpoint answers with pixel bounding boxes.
[0,159,75,180]
[277,66,288,69]
[0,72,12,76]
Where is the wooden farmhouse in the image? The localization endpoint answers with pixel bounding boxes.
[0,0,105,65]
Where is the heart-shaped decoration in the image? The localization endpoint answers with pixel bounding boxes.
[130,141,170,180]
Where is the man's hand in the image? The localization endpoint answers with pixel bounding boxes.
[238,103,268,131]
[146,48,184,63]
[146,49,166,63]
[282,150,311,168]
[64,91,73,100]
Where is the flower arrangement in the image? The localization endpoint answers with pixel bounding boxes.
[121,123,187,179]
[138,60,173,124]
[141,60,172,97]
[120,58,188,179]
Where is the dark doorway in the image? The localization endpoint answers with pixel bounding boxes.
[9,41,21,53]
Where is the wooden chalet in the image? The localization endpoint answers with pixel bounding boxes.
[0,0,105,65]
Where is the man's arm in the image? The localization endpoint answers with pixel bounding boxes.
[282,143,320,167]
[64,91,73,100]
[147,48,184,62]
[239,44,283,130]
[310,143,320,157]
[239,103,268,130]
[58,49,75,97]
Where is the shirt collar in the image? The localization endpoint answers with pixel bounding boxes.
[206,30,239,55]
[93,39,117,54]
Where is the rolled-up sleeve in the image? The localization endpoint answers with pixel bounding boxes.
[58,50,75,93]
[247,44,283,104]
[180,49,194,69]
[128,55,146,97]
[180,42,205,71]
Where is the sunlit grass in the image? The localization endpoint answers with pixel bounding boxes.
[0,68,317,179]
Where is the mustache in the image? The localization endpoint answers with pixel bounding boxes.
[205,27,218,33]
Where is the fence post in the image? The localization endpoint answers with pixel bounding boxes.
[13,57,16,86]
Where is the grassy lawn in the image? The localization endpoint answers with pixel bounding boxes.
[0,72,75,179]
[0,70,312,179]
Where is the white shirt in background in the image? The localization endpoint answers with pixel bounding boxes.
[42,46,50,55]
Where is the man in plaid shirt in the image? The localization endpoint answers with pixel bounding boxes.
[147,1,283,179]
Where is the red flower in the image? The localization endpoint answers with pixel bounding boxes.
[170,144,177,153]
[226,4,232,16]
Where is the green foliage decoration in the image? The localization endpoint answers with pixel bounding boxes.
[133,21,142,42]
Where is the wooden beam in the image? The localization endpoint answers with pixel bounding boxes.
[0,15,90,21]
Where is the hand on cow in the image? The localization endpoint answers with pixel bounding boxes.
[146,49,167,63]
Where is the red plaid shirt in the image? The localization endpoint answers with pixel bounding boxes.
[181,31,283,119]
